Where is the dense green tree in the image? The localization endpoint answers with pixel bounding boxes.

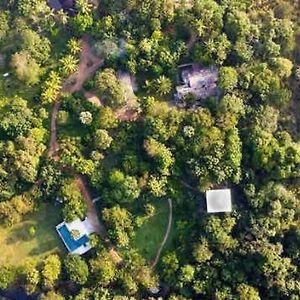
[94,129,113,150]
[90,251,116,286]
[270,57,293,78]
[21,261,40,293]
[60,179,87,222]
[11,51,40,85]
[217,94,245,129]
[218,67,238,92]
[0,97,34,138]
[144,138,174,176]
[104,170,140,204]
[39,291,65,300]
[64,254,89,285]
[0,265,16,289]
[97,69,127,108]
[41,254,61,289]
[193,238,213,263]
[102,205,133,247]
[0,11,9,43]
[236,284,261,300]
[18,29,51,63]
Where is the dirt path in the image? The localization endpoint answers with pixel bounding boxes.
[47,35,122,264]
[152,198,173,268]
[62,35,103,94]
[83,89,103,107]
[75,175,123,264]
[186,30,197,51]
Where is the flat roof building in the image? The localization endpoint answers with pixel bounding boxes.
[206,189,232,213]
[56,218,95,255]
[175,64,219,103]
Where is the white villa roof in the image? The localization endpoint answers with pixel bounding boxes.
[66,218,88,236]
[206,189,232,213]
[56,218,95,255]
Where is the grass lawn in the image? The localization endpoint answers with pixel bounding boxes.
[133,199,176,262]
[0,203,65,266]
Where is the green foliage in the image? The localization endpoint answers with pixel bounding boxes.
[90,250,117,286]
[59,54,79,77]
[146,75,172,96]
[11,51,40,85]
[97,68,127,108]
[41,71,62,104]
[0,265,16,289]
[39,291,65,300]
[144,138,174,176]
[18,29,51,63]
[41,254,61,289]
[94,129,113,150]
[193,238,213,263]
[237,283,261,300]
[0,0,300,298]
[102,205,133,247]
[72,13,93,34]
[270,57,293,78]
[64,254,89,285]
[218,67,238,92]
[21,261,40,293]
[60,179,87,222]
[0,11,9,43]
[104,170,141,204]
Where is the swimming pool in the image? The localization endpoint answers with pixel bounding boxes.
[57,224,89,252]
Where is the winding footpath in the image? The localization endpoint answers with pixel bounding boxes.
[152,198,173,268]
[48,35,122,264]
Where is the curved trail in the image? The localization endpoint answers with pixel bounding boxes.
[152,198,173,268]
[48,35,122,264]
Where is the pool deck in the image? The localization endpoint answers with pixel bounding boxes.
[56,218,94,255]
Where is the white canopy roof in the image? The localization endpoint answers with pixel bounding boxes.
[206,189,232,213]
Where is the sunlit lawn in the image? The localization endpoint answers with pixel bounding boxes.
[133,199,176,262]
[0,203,65,266]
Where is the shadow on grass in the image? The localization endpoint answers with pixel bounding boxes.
[5,223,34,244]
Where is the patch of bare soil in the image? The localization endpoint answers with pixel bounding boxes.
[62,35,103,94]
[83,89,103,107]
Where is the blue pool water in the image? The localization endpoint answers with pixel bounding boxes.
[57,224,89,252]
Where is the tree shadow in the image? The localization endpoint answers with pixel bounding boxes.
[5,223,33,245]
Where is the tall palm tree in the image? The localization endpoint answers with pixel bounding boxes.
[156,75,172,96]
[67,38,82,55]
[59,55,79,76]
[76,0,92,14]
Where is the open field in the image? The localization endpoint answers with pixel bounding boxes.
[0,203,65,266]
[133,199,176,262]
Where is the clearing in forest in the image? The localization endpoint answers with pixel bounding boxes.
[0,203,65,266]
[133,199,175,262]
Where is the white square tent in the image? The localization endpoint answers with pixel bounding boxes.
[206,189,232,213]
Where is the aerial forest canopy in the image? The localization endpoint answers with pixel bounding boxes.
[0,0,299,299]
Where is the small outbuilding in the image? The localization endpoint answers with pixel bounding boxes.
[175,63,219,103]
[48,0,63,10]
[206,189,232,213]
